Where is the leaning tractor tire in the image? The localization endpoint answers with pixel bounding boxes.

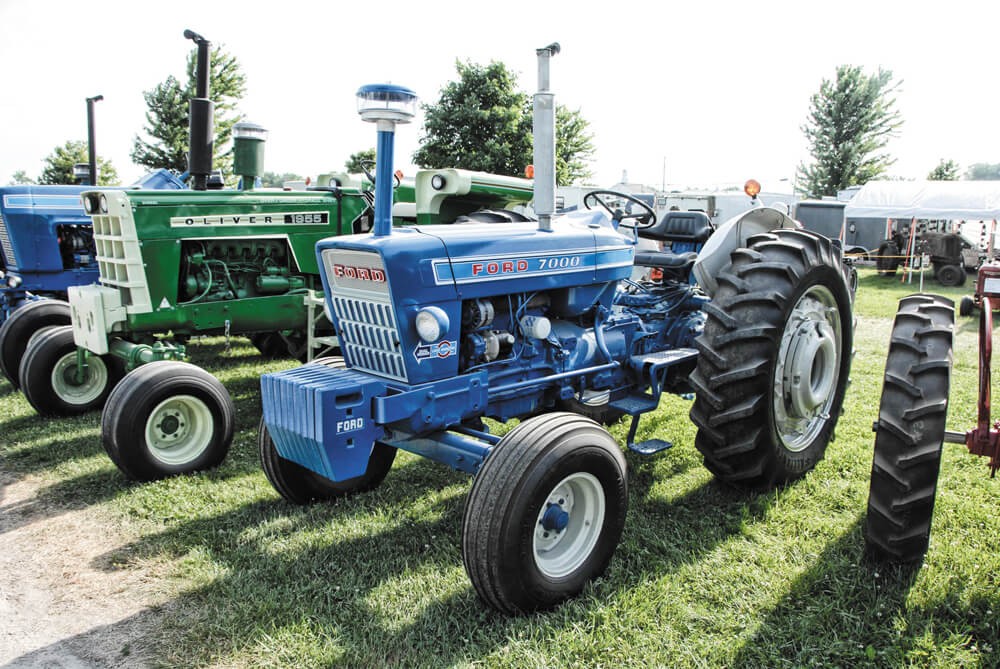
[0,299,71,388]
[864,294,953,563]
[101,360,234,481]
[19,325,124,415]
[689,229,853,488]
[876,241,901,276]
[462,412,628,615]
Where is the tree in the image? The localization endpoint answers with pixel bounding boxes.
[37,140,120,185]
[345,148,376,174]
[8,170,35,185]
[966,163,1000,180]
[797,66,902,198]
[927,159,960,181]
[131,45,247,180]
[414,60,595,186]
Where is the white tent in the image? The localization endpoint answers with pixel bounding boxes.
[844,180,1000,221]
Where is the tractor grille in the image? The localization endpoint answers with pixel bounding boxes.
[90,193,152,313]
[0,213,15,266]
[331,294,407,382]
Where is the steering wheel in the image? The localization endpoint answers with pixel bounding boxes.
[359,159,401,189]
[583,190,657,229]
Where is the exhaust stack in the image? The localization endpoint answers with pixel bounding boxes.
[533,42,560,232]
[184,29,213,191]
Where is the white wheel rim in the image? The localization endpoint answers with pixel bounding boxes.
[144,394,214,466]
[774,285,842,452]
[532,472,605,579]
[50,352,108,405]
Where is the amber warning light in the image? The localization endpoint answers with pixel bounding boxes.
[744,179,762,198]
[525,164,535,179]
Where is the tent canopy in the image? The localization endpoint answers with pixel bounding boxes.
[843,180,1000,220]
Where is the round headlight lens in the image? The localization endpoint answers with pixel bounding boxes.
[415,306,449,342]
[82,195,94,214]
[431,174,446,191]
[99,193,108,213]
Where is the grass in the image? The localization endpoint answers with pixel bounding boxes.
[2,266,999,667]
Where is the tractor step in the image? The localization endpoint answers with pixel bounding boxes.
[628,438,673,455]
[609,393,659,415]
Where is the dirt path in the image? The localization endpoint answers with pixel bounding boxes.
[0,472,168,668]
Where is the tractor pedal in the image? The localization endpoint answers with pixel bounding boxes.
[609,394,659,415]
[628,439,673,455]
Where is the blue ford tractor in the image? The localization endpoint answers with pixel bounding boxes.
[259,45,855,614]
[0,169,187,387]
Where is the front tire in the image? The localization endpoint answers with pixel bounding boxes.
[19,325,123,415]
[959,296,976,317]
[876,241,901,276]
[689,229,853,487]
[935,263,965,287]
[102,361,234,481]
[864,294,953,563]
[462,412,627,614]
[0,299,71,388]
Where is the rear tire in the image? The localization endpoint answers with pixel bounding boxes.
[689,229,853,487]
[0,299,71,388]
[876,241,900,276]
[864,294,952,563]
[935,263,965,287]
[19,325,123,415]
[462,412,627,614]
[102,360,234,481]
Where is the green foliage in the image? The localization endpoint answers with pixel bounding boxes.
[928,159,960,181]
[414,60,594,185]
[131,45,247,180]
[259,171,305,188]
[344,148,376,174]
[797,65,903,198]
[8,170,35,185]
[965,162,1000,180]
[37,140,120,185]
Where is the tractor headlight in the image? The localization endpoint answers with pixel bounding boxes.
[431,174,446,190]
[7,274,22,288]
[82,194,94,214]
[99,193,108,213]
[415,306,449,342]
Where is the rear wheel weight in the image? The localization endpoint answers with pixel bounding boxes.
[864,294,953,563]
[0,299,71,388]
[461,412,627,615]
[689,229,853,488]
[102,360,234,481]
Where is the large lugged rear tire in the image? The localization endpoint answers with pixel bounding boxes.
[462,412,628,615]
[864,294,953,563]
[102,360,234,481]
[0,299,71,388]
[689,229,853,488]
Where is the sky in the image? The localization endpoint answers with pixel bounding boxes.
[2,0,999,194]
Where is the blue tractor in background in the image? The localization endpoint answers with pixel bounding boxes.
[258,45,856,614]
[0,169,187,387]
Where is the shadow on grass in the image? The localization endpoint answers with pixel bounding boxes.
[0,467,135,535]
[75,444,805,667]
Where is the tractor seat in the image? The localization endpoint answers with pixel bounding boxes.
[638,211,713,244]
[632,211,713,280]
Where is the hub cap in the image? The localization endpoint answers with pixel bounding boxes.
[51,353,108,405]
[144,394,213,465]
[532,472,605,578]
[774,285,842,452]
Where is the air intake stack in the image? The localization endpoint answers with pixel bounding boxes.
[533,42,560,232]
[184,29,213,191]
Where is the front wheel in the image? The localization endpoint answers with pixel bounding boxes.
[959,296,976,317]
[0,299,71,388]
[102,360,234,481]
[19,325,123,415]
[864,294,953,563]
[689,229,853,488]
[462,412,627,614]
[935,263,965,287]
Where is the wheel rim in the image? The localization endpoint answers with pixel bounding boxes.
[144,394,214,465]
[774,285,842,452]
[532,472,605,579]
[51,352,108,405]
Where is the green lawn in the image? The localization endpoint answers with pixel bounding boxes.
[2,267,998,668]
